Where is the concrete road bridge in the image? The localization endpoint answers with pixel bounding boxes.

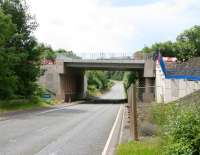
[39,57,155,102]
[64,59,145,70]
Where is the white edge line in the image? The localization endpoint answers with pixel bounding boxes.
[102,105,123,155]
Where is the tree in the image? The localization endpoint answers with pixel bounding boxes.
[176,25,200,61]
[141,25,200,61]
[0,9,17,99]
[57,49,81,59]
[0,9,15,45]
[123,72,138,91]
[142,41,178,57]
[37,43,56,61]
[0,0,41,98]
[105,71,124,81]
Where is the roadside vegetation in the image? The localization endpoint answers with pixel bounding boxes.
[117,25,200,155]
[86,71,115,96]
[141,25,200,62]
[123,72,138,95]
[0,99,49,113]
[0,0,79,112]
[86,71,137,97]
[151,100,200,154]
[117,138,161,155]
[117,92,200,155]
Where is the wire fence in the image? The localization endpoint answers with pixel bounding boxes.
[127,79,200,140]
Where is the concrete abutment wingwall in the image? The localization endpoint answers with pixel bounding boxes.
[39,61,87,102]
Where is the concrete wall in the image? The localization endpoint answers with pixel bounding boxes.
[39,60,86,102]
[39,63,63,97]
[143,60,155,78]
[155,62,200,103]
[141,60,156,103]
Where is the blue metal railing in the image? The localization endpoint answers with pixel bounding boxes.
[158,55,200,81]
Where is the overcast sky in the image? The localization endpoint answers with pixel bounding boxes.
[28,0,200,55]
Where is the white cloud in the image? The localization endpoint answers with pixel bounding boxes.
[28,0,200,55]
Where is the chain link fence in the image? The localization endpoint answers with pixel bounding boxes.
[127,79,200,140]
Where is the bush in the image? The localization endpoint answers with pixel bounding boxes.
[150,103,178,126]
[151,102,200,155]
[164,110,200,155]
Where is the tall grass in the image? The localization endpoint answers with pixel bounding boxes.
[116,138,161,155]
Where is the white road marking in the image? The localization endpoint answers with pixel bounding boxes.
[102,105,123,155]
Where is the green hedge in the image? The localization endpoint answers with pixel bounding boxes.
[151,102,200,155]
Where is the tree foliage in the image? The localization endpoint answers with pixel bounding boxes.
[105,71,124,81]
[0,9,15,45]
[0,0,41,99]
[142,41,178,57]
[86,71,113,96]
[141,25,200,61]
[154,41,177,57]
[0,9,17,99]
[151,100,200,155]
[123,72,138,91]
[176,25,200,61]
[37,43,56,61]
[57,49,81,59]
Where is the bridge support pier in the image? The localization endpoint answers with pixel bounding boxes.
[56,69,87,102]
[143,77,155,102]
[83,74,88,98]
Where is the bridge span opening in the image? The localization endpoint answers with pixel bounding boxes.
[39,58,155,103]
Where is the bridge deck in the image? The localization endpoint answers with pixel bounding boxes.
[64,59,145,70]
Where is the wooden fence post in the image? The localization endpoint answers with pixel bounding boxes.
[133,84,139,141]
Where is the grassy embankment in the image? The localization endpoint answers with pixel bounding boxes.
[0,98,58,113]
[116,90,200,155]
[117,138,161,155]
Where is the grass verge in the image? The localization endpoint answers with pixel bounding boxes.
[116,138,161,155]
[0,99,56,113]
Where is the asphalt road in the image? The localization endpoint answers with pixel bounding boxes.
[100,81,126,100]
[0,83,124,155]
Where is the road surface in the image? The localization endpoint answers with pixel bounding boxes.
[0,82,125,155]
[100,81,126,100]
